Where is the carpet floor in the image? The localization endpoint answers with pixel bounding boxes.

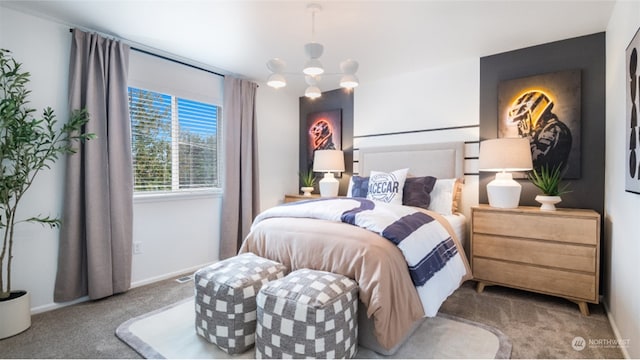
[115,297,511,359]
[0,275,625,359]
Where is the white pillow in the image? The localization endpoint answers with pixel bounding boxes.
[428,178,461,215]
[366,168,408,205]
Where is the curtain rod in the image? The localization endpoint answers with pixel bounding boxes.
[69,28,225,78]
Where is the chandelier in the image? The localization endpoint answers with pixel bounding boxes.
[266,3,359,99]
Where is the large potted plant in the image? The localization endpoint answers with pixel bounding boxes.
[528,163,571,211]
[0,49,93,338]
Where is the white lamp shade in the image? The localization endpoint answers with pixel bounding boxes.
[267,73,286,88]
[339,74,359,89]
[313,150,345,172]
[479,137,533,171]
[266,58,286,73]
[303,58,324,76]
[304,42,324,59]
[340,59,359,74]
[304,86,322,99]
[479,138,533,209]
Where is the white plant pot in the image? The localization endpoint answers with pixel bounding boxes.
[0,290,31,339]
[535,195,562,211]
[301,187,314,196]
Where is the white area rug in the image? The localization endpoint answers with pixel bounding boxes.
[116,298,511,359]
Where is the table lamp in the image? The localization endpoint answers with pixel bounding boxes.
[313,149,345,197]
[479,138,533,208]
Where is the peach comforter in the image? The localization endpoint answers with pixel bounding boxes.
[238,205,471,350]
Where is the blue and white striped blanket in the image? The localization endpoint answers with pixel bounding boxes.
[252,197,470,316]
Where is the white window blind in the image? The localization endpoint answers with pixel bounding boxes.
[128,50,223,105]
[128,50,223,194]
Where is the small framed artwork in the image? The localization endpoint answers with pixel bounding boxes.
[498,70,582,179]
[626,26,640,194]
[306,109,342,169]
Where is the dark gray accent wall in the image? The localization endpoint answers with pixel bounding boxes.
[479,32,606,216]
[299,88,354,195]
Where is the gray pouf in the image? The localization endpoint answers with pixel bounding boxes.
[194,252,287,354]
[255,268,359,359]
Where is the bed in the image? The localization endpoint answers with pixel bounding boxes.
[239,142,472,355]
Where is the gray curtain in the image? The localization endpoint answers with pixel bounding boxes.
[220,77,259,259]
[54,29,133,302]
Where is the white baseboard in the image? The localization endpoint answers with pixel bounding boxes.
[129,262,216,288]
[603,300,631,359]
[31,296,89,315]
[30,261,218,315]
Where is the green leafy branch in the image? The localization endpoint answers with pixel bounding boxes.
[1,48,94,299]
[299,168,317,187]
[528,163,571,196]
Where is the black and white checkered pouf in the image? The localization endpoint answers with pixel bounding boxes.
[255,268,359,359]
[194,252,288,354]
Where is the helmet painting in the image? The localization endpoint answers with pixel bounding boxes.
[508,90,554,129]
[309,119,335,150]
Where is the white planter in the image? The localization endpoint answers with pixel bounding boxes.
[535,195,562,211]
[0,290,31,339]
[300,187,314,196]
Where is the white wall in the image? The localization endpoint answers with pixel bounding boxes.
[354,58,481,221]
[255,87,299,211]
[604,1,640,358]
[0,6,299,312]
[1,6,76,312]
[355,58,480,135]
[130,195,221,288]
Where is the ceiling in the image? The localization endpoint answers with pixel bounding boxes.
[2,1,615,96]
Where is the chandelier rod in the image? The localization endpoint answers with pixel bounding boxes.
[311,9,315,42]
[309,3,320,43]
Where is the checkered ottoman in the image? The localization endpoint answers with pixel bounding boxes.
[255,269,359,359]
[194,252,288,354]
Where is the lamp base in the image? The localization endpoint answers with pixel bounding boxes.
[487,172,521,209]
[319,172,339,197]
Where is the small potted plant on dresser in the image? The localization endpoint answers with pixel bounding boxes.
[528,164,571,211]
[0,49,93,339]
[299,168,317,196]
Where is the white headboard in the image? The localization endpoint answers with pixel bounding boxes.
[357,142,464,179]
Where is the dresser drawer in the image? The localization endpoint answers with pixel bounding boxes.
[473,257,597,302]
[473,234,596,273]
[473,210,597,245]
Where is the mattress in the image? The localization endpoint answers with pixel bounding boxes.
[442,213,467,247]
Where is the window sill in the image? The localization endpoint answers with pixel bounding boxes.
[133,189,223,203]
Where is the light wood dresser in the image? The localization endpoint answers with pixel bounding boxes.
[470,204,600,316]
[284,194,320,203]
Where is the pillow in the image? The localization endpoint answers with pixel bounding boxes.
[347,175,369,198]
[403,176,437,209]
[366,168,408,205]
[428,178,463,215]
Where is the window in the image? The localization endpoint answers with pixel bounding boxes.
[128,87,219,192]
[127,49,224,195]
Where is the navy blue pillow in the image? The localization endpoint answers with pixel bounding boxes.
[350,176,369,198]
[402,176,437,209]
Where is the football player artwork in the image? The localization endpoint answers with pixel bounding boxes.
[306,109,342,168]
[498,70,581,179]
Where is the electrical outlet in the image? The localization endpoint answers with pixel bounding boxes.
[133,241,143,254]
